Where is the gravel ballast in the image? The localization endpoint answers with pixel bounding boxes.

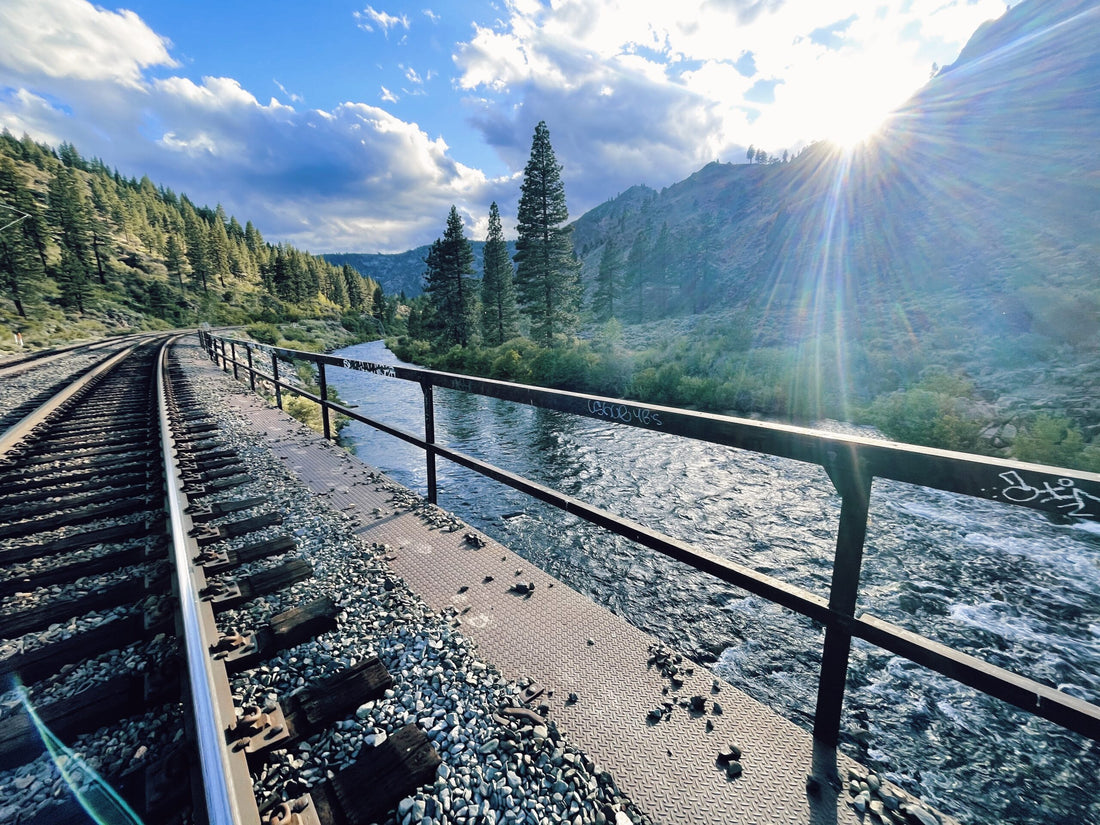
[176,340,653,825]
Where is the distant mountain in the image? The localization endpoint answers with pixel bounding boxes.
[325,241,517,298]
[564,0,1100,422]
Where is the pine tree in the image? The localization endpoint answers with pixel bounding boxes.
[480,201,518,345]
[0,157,44,317]
[55,245,90,313]
[342,264,365,310]
[371,284,385,322]
[166,233,188,296]
[591,237,623,323]
[48,167,94,283]
[423,206,477,347]
[513,121,581,345]
[182,202,209,293]
[207,210,231,288]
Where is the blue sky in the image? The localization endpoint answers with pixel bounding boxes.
[0,0,1008,253]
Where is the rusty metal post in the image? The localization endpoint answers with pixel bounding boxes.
[813,451,872,747]
[318,362,331,440]
[246,347,255,392]
[271,353,283,409]
[422,383,437,504]
[230,341,238,380]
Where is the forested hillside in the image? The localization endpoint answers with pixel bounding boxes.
[0,133,383,350]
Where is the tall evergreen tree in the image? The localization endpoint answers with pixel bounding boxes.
[480,201,518,345]
[513,121,581,345]
[48,167,94,283]
[55,246,90,313]
[591,238,623,323]
[371,284,385,322]
[0,158,44,317]
[423,205,476,347]
[181,202,209,293]
[165,233,188,296]
[207,211,231,288]
[342,264,365,310]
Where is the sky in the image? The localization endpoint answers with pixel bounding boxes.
[0,0,1009,254]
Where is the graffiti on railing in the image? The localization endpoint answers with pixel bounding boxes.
[587,399,664,428]
[993,470,1100,519]
[341,359,397,379]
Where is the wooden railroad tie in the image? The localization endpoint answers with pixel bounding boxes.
[0,663,178,769]
[200,557,313,612]
[189,511,284,545]
[226,656,395,764]
[270,724,442,825]
[198,534,297,576]
[211,596,338,673]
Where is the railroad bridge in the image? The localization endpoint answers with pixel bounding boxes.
[0,331,1097,825]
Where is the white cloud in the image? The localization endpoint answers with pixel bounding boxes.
[453,0,1004,206]
[354,5,411,36]
[0,1,501,252]
[0,0,1006,253]
[0,0,176,87]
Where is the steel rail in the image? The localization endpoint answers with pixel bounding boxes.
[158,338,261,825]
[0,344,139,458]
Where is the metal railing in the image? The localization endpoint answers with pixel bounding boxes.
[198,330,1100,749]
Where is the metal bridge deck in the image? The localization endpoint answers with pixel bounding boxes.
[186,343,948,825]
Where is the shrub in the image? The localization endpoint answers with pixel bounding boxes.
[1013,415,1100,471]
[246,322,280,345]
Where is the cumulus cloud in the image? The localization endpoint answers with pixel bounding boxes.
[0,0,502,251]
[452,0,1002,209]
[0,0,1003,253]
[0,0,175,87]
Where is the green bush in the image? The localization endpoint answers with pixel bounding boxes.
[246,322,280,345]
[1013,415,1100,471]
[868,388,987,452]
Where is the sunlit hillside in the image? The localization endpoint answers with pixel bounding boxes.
[562,0,1100,450]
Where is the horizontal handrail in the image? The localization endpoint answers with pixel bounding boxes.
[199,331,1100,748]
[227,338,1100,523]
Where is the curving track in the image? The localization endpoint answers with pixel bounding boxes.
[0,337,654,825]
[0,338,281,825]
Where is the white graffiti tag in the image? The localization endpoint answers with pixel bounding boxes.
[587,399,663,428]
[997,470,1100,518]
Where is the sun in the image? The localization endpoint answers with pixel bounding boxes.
[822,99,894,150]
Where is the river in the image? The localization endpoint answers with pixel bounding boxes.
[330,339,1100,825]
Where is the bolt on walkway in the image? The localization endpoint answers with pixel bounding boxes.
[187,343,956,825]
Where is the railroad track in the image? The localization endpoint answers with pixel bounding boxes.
[0,338,444,825]
[1,337,638,825]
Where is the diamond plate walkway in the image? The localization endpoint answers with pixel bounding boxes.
[186,342,954,825]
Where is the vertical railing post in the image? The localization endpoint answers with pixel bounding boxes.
[422,382,437,504]
[219,340,228,372]
[813,451,873,747]
[271,353,283,409]
[247,347,255,392]
[230,341,238,380]
[318,361,331,440]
